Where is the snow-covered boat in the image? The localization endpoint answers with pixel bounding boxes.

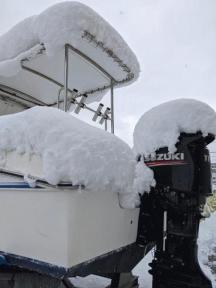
[0,2,215,288]
[0,2,144,287]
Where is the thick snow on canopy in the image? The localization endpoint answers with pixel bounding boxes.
[134,99,216,155]
[0,107,138,208]
[0,1,139,81]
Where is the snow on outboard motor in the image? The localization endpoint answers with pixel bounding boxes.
[137,132,214,288]
[133,99,216,288]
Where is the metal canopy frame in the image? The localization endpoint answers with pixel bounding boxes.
[0,31,136,134]
[63,43,116,133]
[0,28,137,133]
[18,43,117,133]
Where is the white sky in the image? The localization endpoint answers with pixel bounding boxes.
[0,0,216,147]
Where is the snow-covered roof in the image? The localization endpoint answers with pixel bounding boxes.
[0,106,139,208]
[0,2,140,106]
[134,99,216,155]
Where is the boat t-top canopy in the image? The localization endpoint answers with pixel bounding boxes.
[0,1,140,133]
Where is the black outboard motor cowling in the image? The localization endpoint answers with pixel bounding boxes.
[137,132,214,288]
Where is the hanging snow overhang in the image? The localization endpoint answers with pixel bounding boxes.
[0,1,140,121]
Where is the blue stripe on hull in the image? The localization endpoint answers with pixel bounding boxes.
[0,182,42,188]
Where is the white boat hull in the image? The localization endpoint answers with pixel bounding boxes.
[0,187,139,268]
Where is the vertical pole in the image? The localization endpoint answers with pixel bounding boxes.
[110,80,114,134]
[163,210,167,251]
[64,45,69,112]
[57,88,63,109]
[105,118,108,131]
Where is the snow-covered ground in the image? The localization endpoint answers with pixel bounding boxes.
[198,213,216,288]
[71,213,216,288]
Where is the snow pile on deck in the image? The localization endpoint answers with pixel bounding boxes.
[134,99,216,156]
[0,1,139,81]
[0,107,138,207]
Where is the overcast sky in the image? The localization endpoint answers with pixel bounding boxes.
[0,0,216,147]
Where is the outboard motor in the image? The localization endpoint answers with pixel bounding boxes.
[137,132,214,288]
